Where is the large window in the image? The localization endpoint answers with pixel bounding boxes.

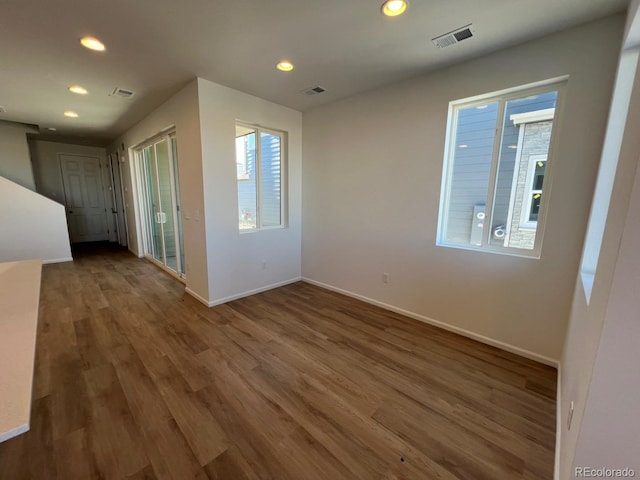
[437,80,564,257]
[235,123,286,231]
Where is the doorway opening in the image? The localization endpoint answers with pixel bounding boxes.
[133,132,185,280]
[108,151,128,247]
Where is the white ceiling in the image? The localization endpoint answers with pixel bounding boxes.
[0,0,629,146]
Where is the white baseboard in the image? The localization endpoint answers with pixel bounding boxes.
[208,277,303,307]
[0,423,28,443]
[302,277,559,368]
[185,287,211,307]
[43,257,73,264]
[554,365,562,480]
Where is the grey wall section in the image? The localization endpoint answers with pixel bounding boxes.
[559,3,640,474]
[29,140,114,242]
[302,14,624,363]
[571,157,640,477]
[0,120,37,190]
[445,104,497,243]
[197,77,302,305]
[29,140,108,204]
[108,80,210,304]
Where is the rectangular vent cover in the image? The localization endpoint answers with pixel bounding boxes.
[432,24,474,49]
[111,87,136,98]
[302,86,327,96]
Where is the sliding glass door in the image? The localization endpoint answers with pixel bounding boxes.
[136,133,185,279]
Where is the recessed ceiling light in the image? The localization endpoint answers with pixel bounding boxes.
[381,0,408,17]
[69,85,88,95]
[64,110,78,118]
[47,127,57,132]
[80,36,106,52]
[276,61,294,72]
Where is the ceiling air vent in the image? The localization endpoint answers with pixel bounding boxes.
[302,86,327,96]
[432,24,474,49]
[111,87,136,98]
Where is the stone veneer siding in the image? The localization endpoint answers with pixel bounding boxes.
[507,121,552,250]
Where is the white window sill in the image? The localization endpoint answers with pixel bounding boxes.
[581,271,595,305]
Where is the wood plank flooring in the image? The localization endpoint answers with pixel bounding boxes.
[0,243,557,479]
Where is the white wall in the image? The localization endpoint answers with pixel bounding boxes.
[571,149,640,476]
[0,176,72,263]
[302,15,624,364]
[559,5,640,478]
[0,120,37,190]
[109,80,210,304]
[197,78,303,304]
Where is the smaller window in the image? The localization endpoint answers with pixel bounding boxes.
[520,154,547,229]
[235,123,286,231]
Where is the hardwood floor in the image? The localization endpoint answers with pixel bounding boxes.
[0,243,557,479]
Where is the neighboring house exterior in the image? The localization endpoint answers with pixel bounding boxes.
[505,115,553,249]
[444,91,556,251]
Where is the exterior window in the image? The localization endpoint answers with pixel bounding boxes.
[437,81,563,257]
[520,154,547,229]
[235,123,285,231]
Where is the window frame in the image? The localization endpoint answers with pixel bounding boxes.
[436,78,567,258]
[235,133,253,181]
[519,154,548,230]
[235,121,287,233]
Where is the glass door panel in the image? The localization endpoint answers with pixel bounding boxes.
[135,132,185,280]
[143,145,163,263]
[154,139,178,272]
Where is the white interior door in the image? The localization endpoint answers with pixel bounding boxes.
[59,154,109,243]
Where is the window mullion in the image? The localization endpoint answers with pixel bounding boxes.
[483,99,506,247]
[255,128,262,228]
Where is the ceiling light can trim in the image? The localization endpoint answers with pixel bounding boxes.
[276,61,294,72]
[381,0,408,17]
[80,36,106,52]
[69,85,88,95]
[64,110,79,118]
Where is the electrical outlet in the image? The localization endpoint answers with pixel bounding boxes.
[567,401,575,430]
[383,273,389,284]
